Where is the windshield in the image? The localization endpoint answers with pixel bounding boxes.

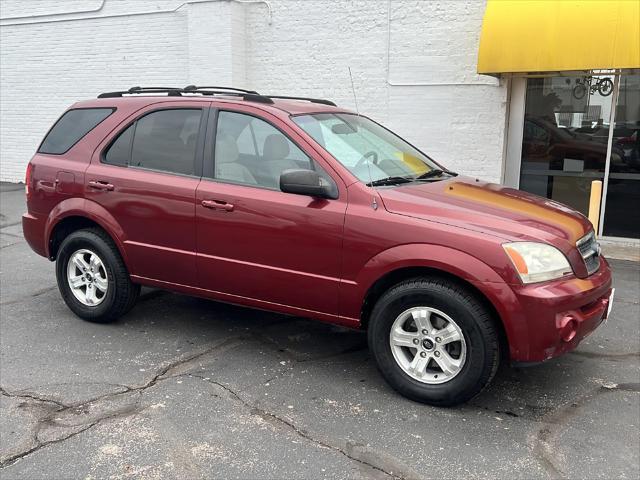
[293,113,446,184]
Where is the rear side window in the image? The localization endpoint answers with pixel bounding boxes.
[39,108,114,154]
[103,109,201,176]
[131,109,201,175]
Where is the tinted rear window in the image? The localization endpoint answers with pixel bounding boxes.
[39,108,114,154]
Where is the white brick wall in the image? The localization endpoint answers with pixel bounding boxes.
[0,0,507,183]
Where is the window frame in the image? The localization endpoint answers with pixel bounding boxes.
[204,108,339,196]
[100,107,207,179]
[38,107,116,155]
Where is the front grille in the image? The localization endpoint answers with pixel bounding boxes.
[576,231,601,276]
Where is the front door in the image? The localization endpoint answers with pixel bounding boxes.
[87,103,208,285]
[195,107,347,315]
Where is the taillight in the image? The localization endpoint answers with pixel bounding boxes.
[25,162,34,200]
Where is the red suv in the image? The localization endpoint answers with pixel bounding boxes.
[23,86,614,406]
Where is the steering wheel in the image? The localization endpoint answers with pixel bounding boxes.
[355,151,379,169]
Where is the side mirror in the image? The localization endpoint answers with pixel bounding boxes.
[280,169,337,199]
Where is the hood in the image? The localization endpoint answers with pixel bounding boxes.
[378,176,592,250]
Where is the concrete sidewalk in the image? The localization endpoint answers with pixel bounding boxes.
[1,183,638,479]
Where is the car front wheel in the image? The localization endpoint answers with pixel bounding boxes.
[56,228,139,323]
[368,277,500,406]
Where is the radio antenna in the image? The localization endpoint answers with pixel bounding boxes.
[348,67,377,209]
[348,67,360,116]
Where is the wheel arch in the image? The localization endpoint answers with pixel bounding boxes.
[354,244,519,361]
[361,266,509,358]
[45,198,129,266]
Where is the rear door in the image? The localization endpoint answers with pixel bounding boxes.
[86,101,209,285]
[195,105,348,315]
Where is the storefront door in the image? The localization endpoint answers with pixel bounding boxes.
[601,73,640,238]
[506,71,639,240]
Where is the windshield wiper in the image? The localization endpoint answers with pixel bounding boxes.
[414,169,456,180]
[366,176,413,187]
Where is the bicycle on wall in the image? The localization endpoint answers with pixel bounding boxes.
[572,76,614,99]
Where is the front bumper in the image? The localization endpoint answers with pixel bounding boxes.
[505,257,613,363]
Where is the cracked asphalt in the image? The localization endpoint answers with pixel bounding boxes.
[1,181,639,479]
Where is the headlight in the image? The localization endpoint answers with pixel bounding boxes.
[503,242,573,284]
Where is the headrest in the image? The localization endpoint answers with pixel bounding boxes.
[263,134,290,161]
[216,132,239,164]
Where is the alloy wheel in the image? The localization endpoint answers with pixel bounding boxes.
[66,249,109,306]
[389,306,467,384]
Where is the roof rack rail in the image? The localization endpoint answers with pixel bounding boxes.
[266,95,337,107]
[129,86,183,92]
[182,85,273,104]
[185,90,274,104]
[98,86,274,103]
[96,87,336,107]
[184,85,259,94]
[242,93,274,104]
[98,86,183,98]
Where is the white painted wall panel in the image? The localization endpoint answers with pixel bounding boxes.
[0,0,507,183]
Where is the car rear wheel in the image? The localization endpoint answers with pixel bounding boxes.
[368,277,500,406]
[56,228,139,323]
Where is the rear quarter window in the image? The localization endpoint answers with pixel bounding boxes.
[39,108,114,155]
[104,124,134,166]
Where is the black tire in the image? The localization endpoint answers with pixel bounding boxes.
[598,78,613,96]
[55,228,140,323]
[368,277,500,407]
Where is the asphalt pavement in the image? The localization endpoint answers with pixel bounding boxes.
[1,182,639,479]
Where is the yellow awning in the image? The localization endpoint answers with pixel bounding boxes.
[478,0,640,74]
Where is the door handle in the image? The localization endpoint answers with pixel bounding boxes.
[201,199,234,212]
[88,180,114,191]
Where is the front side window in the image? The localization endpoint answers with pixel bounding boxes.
[39,108,114,154]
[293,113,443,183]
[215,111,330,190]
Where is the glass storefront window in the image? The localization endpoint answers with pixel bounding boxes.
[519,75,614,216]
[517,72,640,240]
[602,73,640,239]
